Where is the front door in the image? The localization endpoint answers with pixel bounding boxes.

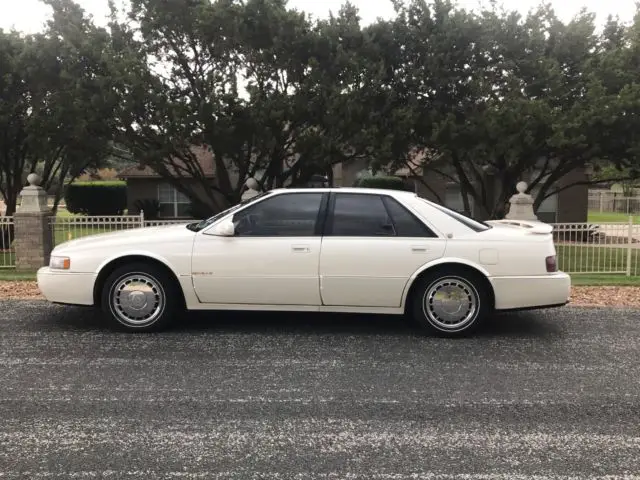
[319,192,446,307]
[192,192,327,305]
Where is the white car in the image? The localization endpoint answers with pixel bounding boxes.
[37,187,571,336]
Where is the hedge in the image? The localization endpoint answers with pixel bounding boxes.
[64,181,127,215]
[353,175,413,191]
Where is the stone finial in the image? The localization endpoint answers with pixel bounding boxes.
[27,173,42,187]
[505,181,539,221]
[241,177,261,201]
[16,173,50,214]
[245,177,259,191]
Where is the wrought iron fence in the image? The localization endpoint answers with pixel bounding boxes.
[12,212,640,277]
[50,213,194,246]
[0,216,15,269]
[51,215,143,246]
[552,221,639,275]
[144,219,192,227]
[588,191,640,215]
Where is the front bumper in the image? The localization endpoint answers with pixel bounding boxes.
[489,272,571,311]
[37,267,98,306]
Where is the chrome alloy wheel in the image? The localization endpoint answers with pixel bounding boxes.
[110,273,166,327]
[422,276,479,331]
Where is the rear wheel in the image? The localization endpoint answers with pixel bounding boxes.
[100,262,178,332]
[410,267,491,337]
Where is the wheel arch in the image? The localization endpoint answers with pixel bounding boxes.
[93,254,186,309]
[401,259,496,313]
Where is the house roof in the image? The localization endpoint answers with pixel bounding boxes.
[118,145,216,179]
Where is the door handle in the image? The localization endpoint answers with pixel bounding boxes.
[411,245,429,253]
[292,245,310,253]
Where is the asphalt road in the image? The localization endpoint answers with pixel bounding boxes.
[1,301,640,479]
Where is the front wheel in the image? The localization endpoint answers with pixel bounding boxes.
[410,268,491,337]
[100,262,178,332]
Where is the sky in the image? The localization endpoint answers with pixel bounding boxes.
[0,0,638,34]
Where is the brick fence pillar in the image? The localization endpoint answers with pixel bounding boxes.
[13,174,54,272]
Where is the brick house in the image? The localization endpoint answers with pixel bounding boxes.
[118,146,224,218]
[336,156,589,223]
[119,146,589,223]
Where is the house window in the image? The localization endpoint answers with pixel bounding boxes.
[158,183,191,218]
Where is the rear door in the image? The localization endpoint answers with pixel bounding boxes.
[318,192,447,308]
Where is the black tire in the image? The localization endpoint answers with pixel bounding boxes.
[410,267,491,337]
[100,262,179,333]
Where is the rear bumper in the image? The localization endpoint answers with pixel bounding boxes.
[489,272,571,311]
[37,267,97,306]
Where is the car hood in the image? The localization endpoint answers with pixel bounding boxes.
[53,223,195,252]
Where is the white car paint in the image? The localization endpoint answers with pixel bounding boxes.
[37,187,571,317]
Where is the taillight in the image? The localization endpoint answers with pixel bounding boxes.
[546,255,557,272]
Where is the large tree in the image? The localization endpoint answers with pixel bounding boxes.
[108,0,373,214]
[0,0,120,216]
[359,0,640,219]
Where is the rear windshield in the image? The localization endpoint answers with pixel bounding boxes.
[420,199,491,232]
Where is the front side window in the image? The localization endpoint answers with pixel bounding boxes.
[189,191,273,232]
[232,192,324,236]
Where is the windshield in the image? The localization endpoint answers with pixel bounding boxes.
[420,198,492,232]
[187,191,272,232]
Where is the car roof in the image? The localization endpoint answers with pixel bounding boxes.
[269,187,418,198]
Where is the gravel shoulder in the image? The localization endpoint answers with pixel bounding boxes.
[3,280,640,307]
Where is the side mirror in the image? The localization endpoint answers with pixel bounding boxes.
[208,219,235,237]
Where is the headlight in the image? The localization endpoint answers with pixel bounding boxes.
[49,256,71,270]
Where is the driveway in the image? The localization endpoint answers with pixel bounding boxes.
[1,301,640,478]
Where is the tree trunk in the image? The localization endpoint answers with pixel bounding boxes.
[4,190,18,217]
[460,183,472,217]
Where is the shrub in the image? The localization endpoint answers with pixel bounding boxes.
[64,181,127,215]
[353,175,413,191]
[187,202,214,220]
[134,198,161,219]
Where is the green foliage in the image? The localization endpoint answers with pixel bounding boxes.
[0,0,120,216]
[64,182,127,215]
[186,202,215,220]
[354,176,412,191]
[2,0,640,221]
[134,198,160,219]
[107,0,378,211]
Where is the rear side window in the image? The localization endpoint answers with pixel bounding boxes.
[330,194,393,236]
[382,196,437,237]
[328,193,437,237]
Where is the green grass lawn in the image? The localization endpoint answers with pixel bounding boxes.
[0,269,36,281]
[54,207,75,218]
[570,274,640,286]
[587,211,640,224]
[53,225,123,245]
[0,252,15,268]
[556,244,639,275]
[2,207,640,284]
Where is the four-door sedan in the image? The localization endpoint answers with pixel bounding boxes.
[37,187,571,336]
